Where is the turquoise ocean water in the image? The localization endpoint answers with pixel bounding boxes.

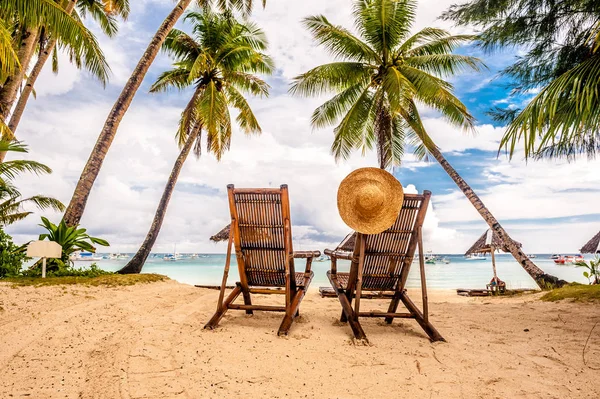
[77,253,594,289]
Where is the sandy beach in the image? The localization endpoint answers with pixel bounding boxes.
[0,280,598,398]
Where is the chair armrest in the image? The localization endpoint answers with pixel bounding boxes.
[324,248,353,260]
[293,250,321,259]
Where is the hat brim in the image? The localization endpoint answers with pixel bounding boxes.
[337,168,404,235]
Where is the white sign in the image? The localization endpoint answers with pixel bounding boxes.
[27,241,62,278]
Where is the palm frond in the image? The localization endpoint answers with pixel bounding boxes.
[225,86,261,134]
[302,15,380,63]
[290,62,374,97]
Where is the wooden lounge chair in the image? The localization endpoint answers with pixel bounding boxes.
[204,184,320,336]
[325,190,445,342]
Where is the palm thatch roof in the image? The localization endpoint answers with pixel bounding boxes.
[210,224,231,242]
[464,229,521,255]
[580,230,600,253]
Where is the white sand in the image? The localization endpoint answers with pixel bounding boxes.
[0,280,599,398]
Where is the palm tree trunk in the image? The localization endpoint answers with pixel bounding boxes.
[0,27,39,122]
[118,124,200,274]
[6,0,78,140]
[427,145,566,289]
[62,0,193,227]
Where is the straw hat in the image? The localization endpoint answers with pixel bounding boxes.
[337,168,404,234]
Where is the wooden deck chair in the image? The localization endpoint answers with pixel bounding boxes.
[324,190,445,342]
[204,185,320,336]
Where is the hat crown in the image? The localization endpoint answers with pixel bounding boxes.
[355,184,384,214]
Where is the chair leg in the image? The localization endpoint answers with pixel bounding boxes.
[204,286,242,330]
[241,287,253,315]
[400,293,445,342]
[278,290,303,336]
[385,293,402,324]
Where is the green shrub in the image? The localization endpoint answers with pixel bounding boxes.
[22,262,113,278]
[0,229,29,277]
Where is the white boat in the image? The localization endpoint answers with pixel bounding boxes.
[163,253,182,261]
[465,254,487,261]
[109,253,129,260]
[527,254,536,258]
[550,254,561,260]
[315,255,330,262]
[70,251,103,261]
[425,251,437,264]
[441,257,451,264]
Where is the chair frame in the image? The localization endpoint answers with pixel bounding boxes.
[325,191,445,342]
[204,184,320,336]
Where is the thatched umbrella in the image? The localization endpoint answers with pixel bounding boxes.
[464,229,522,282]
[580,231,600,254]
[210,224,231,242]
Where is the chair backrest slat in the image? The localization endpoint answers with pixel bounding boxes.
[228,185,294,287]
[359,192,430,290]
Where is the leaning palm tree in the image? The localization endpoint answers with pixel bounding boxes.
[6,0,130,138]
[62,0,268,227]
[0,141,64,226]
[118,9,273,274]
[291,0,563,288]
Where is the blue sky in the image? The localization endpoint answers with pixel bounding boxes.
[6,0,600,255]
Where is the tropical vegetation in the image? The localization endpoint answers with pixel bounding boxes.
[119,9,273,274]
[576,257,600,285]
[36,216,109,273]
[0,141,64,226]
[0,228,29,277]
[6,0,131,137]
[0,0,109,134]
[443,0,600,160]
[292,0,563,288]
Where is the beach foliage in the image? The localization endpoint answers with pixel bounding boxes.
[443,0,600,160]
[0,228,29,277]
[37,217,109,272]
[0,141,64,226]
[575,257,600,285]
[540,283,600,302]
[291,0,483,169]
[4,272,167,287]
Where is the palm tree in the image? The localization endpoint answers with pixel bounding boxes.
[499,22,600,160]
[118,9,273,274]
[6,0,130,138]
[0,0,109,123]
[291,0,564,288]
[0,141,64,226]
[62,0,268,227]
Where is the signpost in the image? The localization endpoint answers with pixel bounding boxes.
[27,241,62,278]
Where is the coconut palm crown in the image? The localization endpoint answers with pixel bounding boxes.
[290,0,483,169]
[150,10,274,157]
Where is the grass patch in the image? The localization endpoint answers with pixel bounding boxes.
[2,273,169,287]
[540,284,600,303]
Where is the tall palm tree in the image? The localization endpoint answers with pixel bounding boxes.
[291,0,564,288]
[6,0,130,138]
[0,141,64,226]
[0,0,109,123]
[62,0,268,227]
[118,9,273,274]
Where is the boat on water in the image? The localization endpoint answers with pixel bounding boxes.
[441,257,451,264]
[70,251,103,261]
[315,255,330,262]
[163,253,182,261]
[554,255,585,264]
[425,251,437,264]
[108,253,129,260]
[465,254,487,261]
[550,254,562,260]
[527,254,536,258]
